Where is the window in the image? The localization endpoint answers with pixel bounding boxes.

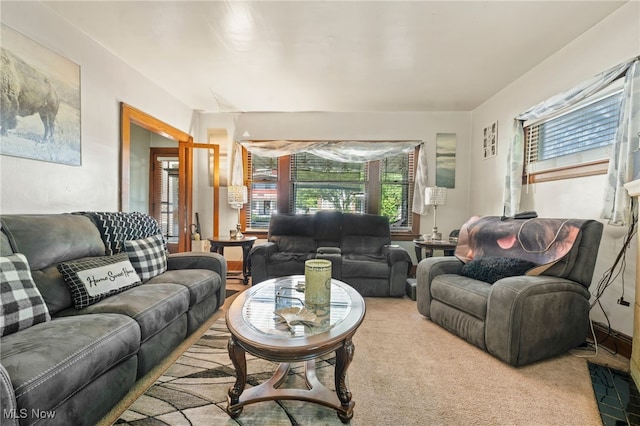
[380,152,414,229]
[247,154,278,229]
[523,88,623,183]
[246,148,417,235]
[291,153,366,214]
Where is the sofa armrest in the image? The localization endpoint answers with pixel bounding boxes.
[416,257,464,317]
[486,275,591,365]
[167,252,227,279]
[249,242,278,285]
[0,363,18,426]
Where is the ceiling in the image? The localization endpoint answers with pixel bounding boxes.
[44,1,627,113]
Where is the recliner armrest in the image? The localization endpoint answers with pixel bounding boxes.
[249,242,278,259]
[416,257,464,318]
[382,245,411,265]
[486,275,591,365]
[0,363,18,426]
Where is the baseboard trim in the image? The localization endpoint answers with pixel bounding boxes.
[227,260,242,272]
[591,322,632,359]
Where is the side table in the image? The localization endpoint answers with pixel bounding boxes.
[208,236,258,284]
[413,239,456,262]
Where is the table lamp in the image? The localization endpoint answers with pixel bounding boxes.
[424,186,447,241]
[228,185,248,239]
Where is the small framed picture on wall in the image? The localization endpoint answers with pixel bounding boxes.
[483,121,498,159]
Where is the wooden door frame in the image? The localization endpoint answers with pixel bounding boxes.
[149,147,179,253]
[120,103,219,252]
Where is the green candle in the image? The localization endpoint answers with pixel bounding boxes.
[304,259,332,308]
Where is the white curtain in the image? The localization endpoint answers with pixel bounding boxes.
[239,140,421,163]
[602,59,640,225]
[230,141,244,187]
[503,56,639,218]
[412,144,429,214]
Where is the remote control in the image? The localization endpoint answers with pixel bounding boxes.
[514,211,538,219]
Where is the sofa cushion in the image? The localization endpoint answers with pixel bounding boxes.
[271,236,317,253]
[268,253,313,277]
[341,214,391,255]
[58,253,142,309]
[342,255,389,279]
[56,283,189,343]
[314,210,343,246]
[145,269,221,307]
[461,257,537,284]
[0,314,140,419]
[1,214,105,271]
[124,234,168,281]
[0,253,51,336]
[430,274,492,320]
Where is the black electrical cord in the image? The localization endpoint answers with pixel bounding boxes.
[589,196,638,355]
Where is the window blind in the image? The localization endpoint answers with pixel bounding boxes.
[525,90,623,168]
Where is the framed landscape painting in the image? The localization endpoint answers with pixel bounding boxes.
[435,133,456,188]
[0,24,81,166]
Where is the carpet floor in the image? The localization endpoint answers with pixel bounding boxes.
[111,296,630,426]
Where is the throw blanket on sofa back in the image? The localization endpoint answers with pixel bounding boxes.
[454,216,590,267]
[76,211,165,255]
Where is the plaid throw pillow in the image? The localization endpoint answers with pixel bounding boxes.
[124,234,167,282]
[58,253,142,309]
[1,253,51,336]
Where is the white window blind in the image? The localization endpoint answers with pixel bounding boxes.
[525,89,623,173]
[290,153,367,213]
[247,154,278,229]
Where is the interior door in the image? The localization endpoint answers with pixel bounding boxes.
[179,142,220,249]
[120,103,219,252]
[150,148,180,253]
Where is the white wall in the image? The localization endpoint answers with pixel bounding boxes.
[0,2,193,214]
[470,1,640,335]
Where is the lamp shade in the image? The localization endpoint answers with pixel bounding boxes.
[228,185,248,209]
[424,187,447,206]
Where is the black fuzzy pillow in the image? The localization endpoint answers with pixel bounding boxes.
[461,257,537,284]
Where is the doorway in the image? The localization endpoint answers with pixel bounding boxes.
[120,103,219,252]
[150,148,179,253]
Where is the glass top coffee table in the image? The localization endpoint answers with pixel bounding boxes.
[225,275,366,423]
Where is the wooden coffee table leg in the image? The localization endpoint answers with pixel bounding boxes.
[335,337,355,423]
[226,336,247,418]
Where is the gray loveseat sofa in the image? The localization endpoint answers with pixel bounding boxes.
[249,211,411,297]
[0,212,226,425]
[416,215,603,366]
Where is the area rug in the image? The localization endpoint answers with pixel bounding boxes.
[225,289,239,299]
[114,297,629,426]
[115,319,343,425]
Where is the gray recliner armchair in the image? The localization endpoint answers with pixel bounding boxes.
[416,215,604,366]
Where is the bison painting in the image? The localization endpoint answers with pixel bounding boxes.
[1,47,60,142]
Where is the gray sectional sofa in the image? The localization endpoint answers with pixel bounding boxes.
[249,211,411,297]
[416,215,603,366]
[0,212,226,426]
